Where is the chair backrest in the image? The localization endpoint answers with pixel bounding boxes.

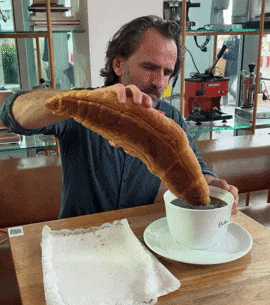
[0,156,62,228]
[197,135,270,194]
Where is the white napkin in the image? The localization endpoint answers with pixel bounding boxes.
[41,219,180,305]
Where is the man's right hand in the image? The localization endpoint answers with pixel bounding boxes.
[113,84,153,108]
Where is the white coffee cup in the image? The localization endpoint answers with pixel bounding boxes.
[164,186,234,250]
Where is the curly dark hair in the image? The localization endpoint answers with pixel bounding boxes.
[100,15,182,86]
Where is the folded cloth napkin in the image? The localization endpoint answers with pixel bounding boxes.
[41,218,180,305]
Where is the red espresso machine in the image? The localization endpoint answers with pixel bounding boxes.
[184,45,232,124]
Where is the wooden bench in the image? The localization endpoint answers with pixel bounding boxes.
[197,134,270,204]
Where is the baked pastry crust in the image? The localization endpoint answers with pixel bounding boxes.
[46,84,210,206]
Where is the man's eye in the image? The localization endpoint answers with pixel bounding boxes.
[164,70,173,77]
[144,65,156,71]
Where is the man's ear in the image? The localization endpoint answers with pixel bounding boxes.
[113,56,125,77]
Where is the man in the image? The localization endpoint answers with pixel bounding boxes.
[0,15,238,218]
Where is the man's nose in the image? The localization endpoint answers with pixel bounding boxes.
[152,70,167,89]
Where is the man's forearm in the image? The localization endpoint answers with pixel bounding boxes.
[12,89,68,129]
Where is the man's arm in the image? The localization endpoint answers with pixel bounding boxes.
[12,89,68,129]
[11,84,153,130]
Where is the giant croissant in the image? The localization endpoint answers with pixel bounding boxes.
[45,84,210,206]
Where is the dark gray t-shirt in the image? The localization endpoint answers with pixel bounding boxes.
[0,91,217,219]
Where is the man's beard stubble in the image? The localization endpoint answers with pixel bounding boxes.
[121,67,163,105]
[142,86,163,103]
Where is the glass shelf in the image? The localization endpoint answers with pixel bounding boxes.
[188,28,257,34]
[0,134,56,153]
[185,105,270,135]
[186,27,259,36]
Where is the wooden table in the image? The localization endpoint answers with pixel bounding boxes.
[9,204,270,304]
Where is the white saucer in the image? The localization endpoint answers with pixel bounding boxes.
[143,217,253,265]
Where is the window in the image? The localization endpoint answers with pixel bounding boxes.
[0,0,76,91]
[0,0,20,91]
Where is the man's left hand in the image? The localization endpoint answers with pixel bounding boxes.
[204,175,239,215]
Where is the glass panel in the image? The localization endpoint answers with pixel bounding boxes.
[0,38,20,91]
[53,32,75,89]
[32,33,75,89]
[185,0,269,34]
[216,34,243,107]
[260,34,270,99]
[255,33,270,129]
[26,0,77,89]
[0,0,20,91]
[0,0,15,31]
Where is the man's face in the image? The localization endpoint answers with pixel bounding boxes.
[113,28,178,104]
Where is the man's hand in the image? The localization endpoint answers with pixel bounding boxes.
[115,84,153,108]
[204,175,239,215]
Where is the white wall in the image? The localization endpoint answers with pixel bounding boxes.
[87,0,163,87]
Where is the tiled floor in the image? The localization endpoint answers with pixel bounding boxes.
[239,190,270,229]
